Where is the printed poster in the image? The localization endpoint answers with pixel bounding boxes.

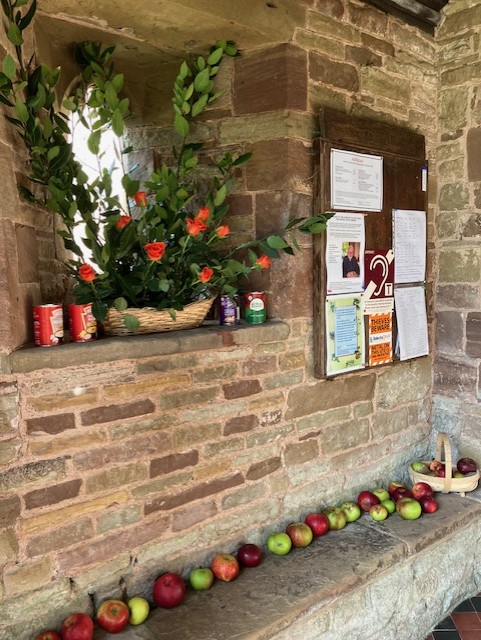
[394,286,429,360]
[393,209,426,284]
[326,212,365,295]
[331,149,383,212]
[368,313,393,367]
[326,294,365,376]
[363,249,394,315]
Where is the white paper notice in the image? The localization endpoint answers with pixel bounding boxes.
[331,149,383,212]
[393,209,426,284]
[394,286,429,360]
[326,213,365,295]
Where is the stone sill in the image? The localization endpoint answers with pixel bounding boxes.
[4,321,291,374]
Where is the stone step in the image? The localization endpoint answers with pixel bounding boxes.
[93,492,481,640]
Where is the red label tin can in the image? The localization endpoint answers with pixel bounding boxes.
[69,304,97,342]
[33,304,64,347]
[243,292,267,324]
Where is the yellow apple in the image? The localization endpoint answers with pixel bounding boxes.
[127,596,150,625]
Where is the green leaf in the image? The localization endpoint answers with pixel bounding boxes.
[2,55,16,80]
[232,152,252,166]
[174,112,189,137]
[307,222,326,234]
[47,146,60,160]
[18,0,36,30]
[207,46,223,66]
[111,109,124,136]
[92,301,108,323]
[121,174,140,197]
[194,67,210,93]
[214,184,227,206]
[178,61,190,81]
[7,22,23,45]
[147,279,162,292]
[87,130,101,155]
[111,73,124,92]
[14,98,28,122]
[123,314,141,330]
[266,235,289,249]
[191,93,208,118]
[114,297,128,311]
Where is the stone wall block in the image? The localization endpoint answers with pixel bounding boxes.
[434,357,478,398]
[439,248,480,283]
[24,479,82,510]
[466,312,481,357]
[377,359,431,410]
[436,310,464,354]
[310,52,359,92]
[245,139,313,192]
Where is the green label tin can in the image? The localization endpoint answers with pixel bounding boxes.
[243,292,266,324]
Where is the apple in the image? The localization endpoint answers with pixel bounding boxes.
[237,543,263,568]
[153,572,186,608]
[324,507,347,530]
[127,596,150,625]
[96,599,129,634]
[211,554,240,582]
[61,613,94,640]
[304,512,330,537]
[388,482,406,496]
[411,482,433,500]
[267,532,292,556]
[357,490,380,512]
[381,499,396,514]
[391,486,413,502]
[286,522,313,548]
[189,567,215,590]
[434,465,446,477]
[411,461,430,474]
[396,497,422,520]
[372,488,390,502]
[457,457,478,474]
[419,495,439,514]
[340,501,362,523]
[34,633,61,640]
[454,471,465,478]
[369,504,388,521]
[429,460,443,473]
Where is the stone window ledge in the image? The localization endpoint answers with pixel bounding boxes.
[3,321,291,374]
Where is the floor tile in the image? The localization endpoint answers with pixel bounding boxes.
[452,612,481,631]
[453,600,476,613]
[435,616,457,630]
[454,631,481,640]
[432,631,461,639]
[471,597,481,613]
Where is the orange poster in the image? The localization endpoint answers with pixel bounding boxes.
[368,313,393,366]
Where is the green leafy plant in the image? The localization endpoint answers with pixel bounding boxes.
[0,0,333,326]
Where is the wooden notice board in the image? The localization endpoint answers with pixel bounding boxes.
[313,108,428,378]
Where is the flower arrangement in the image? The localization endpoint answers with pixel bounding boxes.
[0,0,332,330]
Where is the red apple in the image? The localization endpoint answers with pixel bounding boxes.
[388,482,406,496]
[419,495,439,514]
[457,457,478,474]
[434,465,446,477]
[237,543,263,568]
[357,490,380,512]
[61,613,94,640]
[429,460,443,473]
[391,486,413,502]
[211,554,240,582]
[305,512,330,537]
[153,572,186,608]
[96,599,129,634]
[411,482,433,500]
[286,522,313,548]
[34,633,61,640]
[396,497,422,520]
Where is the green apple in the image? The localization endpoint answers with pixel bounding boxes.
[454,471,464,478]
[189,567,214,590]
[127,596,150,625]
[396,497,422,520]
[381,499,396,514]
[372,488,390,502]
[267,532,292,556]
[369,504,388,521]
[411,461,430,474]
[340,501,362,523]
[325,507,347,530]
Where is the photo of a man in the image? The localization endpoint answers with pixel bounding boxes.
[342,243,360,278]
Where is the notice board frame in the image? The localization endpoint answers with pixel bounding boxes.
[313,108,428,378]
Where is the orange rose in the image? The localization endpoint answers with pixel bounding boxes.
[186,217,208,236]
[198,267,214,283]
[216,225,230,238]
[115,215,131,230]
[133,191,148,207]
[196,206,210,222]
[78,263,96,282]
[144,242,166,261]
[256,255,271,270]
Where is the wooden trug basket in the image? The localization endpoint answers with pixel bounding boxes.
[408,432,479,497]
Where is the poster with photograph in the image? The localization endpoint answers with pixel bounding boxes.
[326,294,365,376]
[326,213,365,295]
[368,313,393,366]
[331,149,383,212]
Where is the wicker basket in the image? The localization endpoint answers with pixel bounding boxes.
[408,432,479,497]
[103,297,215,336]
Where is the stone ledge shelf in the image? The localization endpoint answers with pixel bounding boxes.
[94,492,481,640]
[4,321,291,374]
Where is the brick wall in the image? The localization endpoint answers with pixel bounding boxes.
[433,0,481,464]
[0,1,443,638]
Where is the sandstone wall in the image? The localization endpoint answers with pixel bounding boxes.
[433,0,481,464]
[0,1,441,638]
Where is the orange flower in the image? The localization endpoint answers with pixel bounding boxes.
[198,266,214,283]
[115,215,131,230]
[186,217,208,236]
[216,225,230,238]
[144,242,166,261]
[256,255,271,270]
[196,206,210,222]
[78,263,96,283]
[134,191,148,207]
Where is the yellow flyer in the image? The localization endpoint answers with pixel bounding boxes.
[368,313,393,366]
